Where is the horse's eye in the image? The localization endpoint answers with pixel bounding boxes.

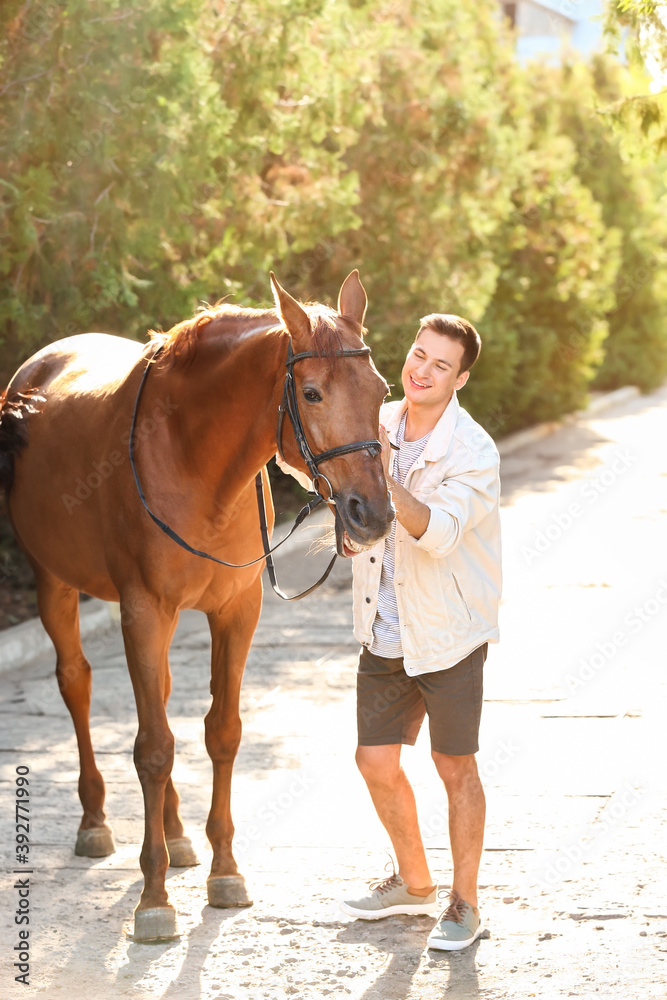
[303,389,322,403]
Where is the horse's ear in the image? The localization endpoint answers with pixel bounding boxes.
[270,272,311,346]
[337,269,367,329]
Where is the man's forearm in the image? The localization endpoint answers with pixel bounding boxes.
[387,476,430,539]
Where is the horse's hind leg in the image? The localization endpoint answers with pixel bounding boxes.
[33,564,115,857]
[162,667,199,868]
[164,778,198,866]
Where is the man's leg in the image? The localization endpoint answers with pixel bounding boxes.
[431,752,485,907]
[355,743,434,892]
[417,645,487,908]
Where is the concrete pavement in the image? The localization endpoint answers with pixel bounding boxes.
[1,383,667,999]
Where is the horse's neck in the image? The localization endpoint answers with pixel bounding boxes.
[158,318,287,504]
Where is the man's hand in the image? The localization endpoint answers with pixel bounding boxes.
[379,423,430,540]
[379,424,392,480]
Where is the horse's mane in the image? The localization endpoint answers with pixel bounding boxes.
[149,301,346,370]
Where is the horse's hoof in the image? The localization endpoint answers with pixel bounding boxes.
[132,905,180,942]
[167,836,200,868]
[75,825,116,857]
[207,875,253,908]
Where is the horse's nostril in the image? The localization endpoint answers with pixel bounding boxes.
[347,495,367,529]
[344,494,394,538]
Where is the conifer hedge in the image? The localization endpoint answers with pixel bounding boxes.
[2,0,666,434]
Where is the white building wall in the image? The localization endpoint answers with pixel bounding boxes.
[500,0,605,61]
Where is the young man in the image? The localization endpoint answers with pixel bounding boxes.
[339,314,501,951]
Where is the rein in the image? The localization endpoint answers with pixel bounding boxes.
[129,341,381,601]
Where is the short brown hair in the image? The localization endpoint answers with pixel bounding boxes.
[418,314,481,374]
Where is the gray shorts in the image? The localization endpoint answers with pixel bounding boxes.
[356,643,487,756]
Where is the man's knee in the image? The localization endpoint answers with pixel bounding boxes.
[431,750,479,787]
[355,744,402,785]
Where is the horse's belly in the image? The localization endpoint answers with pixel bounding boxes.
[10,454,121,599]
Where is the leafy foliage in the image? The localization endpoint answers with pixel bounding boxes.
[559,58,667,392]
[2,0,667,433]
[0,0,367,375]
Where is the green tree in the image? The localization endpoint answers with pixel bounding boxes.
[604,1,667,148]
[294,1,626,433]
[292,0,529,423]
[559,56,667,391]
[475,74,621,432]
[0,0,372,376]
[2,0,666,434]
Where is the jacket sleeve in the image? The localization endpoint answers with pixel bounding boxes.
[411,449,500,559]
[274,453,313,492]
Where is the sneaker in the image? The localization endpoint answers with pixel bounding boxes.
[427,890,483,951]
[340,871,439,920]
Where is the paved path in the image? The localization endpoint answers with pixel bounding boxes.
[1,385,667,999]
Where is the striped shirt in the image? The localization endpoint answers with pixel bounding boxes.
[371,413,432,658]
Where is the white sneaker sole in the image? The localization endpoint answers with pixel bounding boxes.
[340,899,440,920]
[427,923,484,951]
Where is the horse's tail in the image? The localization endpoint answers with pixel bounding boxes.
[0,387,46,492]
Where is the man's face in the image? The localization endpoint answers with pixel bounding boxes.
[401,328,469,409]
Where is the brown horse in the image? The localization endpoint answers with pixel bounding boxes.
[1,271,392,941]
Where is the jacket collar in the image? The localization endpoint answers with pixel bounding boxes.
[384,392,460,464]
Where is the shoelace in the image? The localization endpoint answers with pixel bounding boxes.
[367,856,403,895]
[441,889,467,924]
[368,873,403,895]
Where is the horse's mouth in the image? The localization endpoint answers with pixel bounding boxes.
[342,530,373,557]
[333,496,393,558]
[335,515,375,558]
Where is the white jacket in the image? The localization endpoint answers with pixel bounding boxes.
[352,394,501,675]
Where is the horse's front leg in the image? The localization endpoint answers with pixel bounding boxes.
[205,580,262,908]
[121,596,180,941]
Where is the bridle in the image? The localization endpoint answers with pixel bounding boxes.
[129,339,382,600]
[276,340,382,503]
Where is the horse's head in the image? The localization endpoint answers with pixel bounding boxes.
[271,271,394,557]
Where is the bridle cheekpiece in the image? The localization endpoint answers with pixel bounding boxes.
[276,340,382,503]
